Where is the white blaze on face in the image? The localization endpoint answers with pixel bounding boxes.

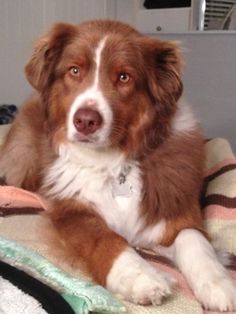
[67,37,113,146]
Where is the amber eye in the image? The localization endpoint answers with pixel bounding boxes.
[69,66,80,77]
[119,73,130,83]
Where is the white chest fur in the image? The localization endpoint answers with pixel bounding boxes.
[43,143,165,248]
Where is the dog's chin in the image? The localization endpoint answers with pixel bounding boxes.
[71,132,110,149]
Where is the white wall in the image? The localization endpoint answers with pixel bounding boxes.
[0,0,235,150]
[158,32,236,151]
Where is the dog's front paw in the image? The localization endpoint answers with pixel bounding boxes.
[195,275,236,311]
[124,269,174,305]
[106,248,175,305]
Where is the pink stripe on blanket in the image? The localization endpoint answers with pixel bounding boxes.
[205,158,236,177]
[204,205,236,220]
[205,311,236,314]
[206,310,236,314]
[0,186,48,210]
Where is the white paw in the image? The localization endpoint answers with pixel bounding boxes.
[106,248,175,305]
[195,274,236,311]
[123,270,174,305]
[173,229,236,312]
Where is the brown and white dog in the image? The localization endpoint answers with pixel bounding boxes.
[0,20,235,311]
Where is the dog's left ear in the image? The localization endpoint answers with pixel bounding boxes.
[25,23,77,91]
[144,38,183,106]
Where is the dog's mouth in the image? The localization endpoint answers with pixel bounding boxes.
[74,132,95,143]
[73,131,108,147]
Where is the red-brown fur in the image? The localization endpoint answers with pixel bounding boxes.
[49,198,128,286]
[0,20,205,286]
[141,132,205,246]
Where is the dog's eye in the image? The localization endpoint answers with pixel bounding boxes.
[69,66,80,77]
[119,73,130,84]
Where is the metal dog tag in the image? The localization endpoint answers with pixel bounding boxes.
[112,179,133,198]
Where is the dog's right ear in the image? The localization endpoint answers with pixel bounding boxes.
[25,23,77,91]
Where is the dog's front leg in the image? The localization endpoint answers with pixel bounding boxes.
[161,229,236,311]
[49,199,175,305]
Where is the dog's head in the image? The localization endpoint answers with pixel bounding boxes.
[25,20,183,157]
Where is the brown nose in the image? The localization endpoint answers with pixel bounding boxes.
[73,108,103,135]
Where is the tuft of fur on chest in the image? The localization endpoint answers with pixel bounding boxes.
[42,143,141,198]
[42,143,149,242]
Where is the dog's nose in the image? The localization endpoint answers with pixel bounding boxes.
[73,108,103,135]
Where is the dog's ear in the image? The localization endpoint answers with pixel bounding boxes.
[25,23,77,91]
[144,38,183,107]
[138,38,183,149]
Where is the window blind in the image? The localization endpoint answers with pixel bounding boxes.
[204,0,236,29]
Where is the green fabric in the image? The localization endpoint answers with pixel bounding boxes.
[0,236,126,314]
[63,294,89,314]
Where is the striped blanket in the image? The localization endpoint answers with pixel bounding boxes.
[0,137,236,314]
[203,138,236,255]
